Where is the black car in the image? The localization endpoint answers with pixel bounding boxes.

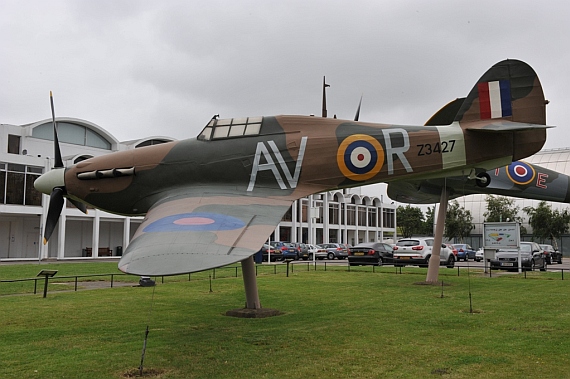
[258,243,283,262]
[348,242,394,266]
[490,241,547,271]
[539,244,562,264]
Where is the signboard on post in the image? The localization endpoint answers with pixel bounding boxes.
[483,222,520,249]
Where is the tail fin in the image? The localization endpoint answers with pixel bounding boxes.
[454,59,547,125]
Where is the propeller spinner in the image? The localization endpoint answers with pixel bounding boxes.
[34,92,87,244]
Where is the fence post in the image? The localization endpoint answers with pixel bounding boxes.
[75,277,78,291]
[111,274,114,288]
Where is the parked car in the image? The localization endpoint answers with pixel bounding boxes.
[489,241,547,271]
[313,244,329,260]
[296,243,310,260]
[446,244,458,258]
[281,242,302,260]
[392,237,455,268]
[320,243,349,260]
[306,244,320,260]
[258,243,283,262]
[348,242,394,266]
[269,241,293,259]
[539,244,562,264]
[475,248,484,262]
[453,244,476,261]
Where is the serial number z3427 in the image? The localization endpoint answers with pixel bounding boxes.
[417,140,456,156]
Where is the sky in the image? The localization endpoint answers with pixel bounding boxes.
[2,0,569,150]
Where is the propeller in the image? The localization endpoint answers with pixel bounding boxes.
[35,92,88,245]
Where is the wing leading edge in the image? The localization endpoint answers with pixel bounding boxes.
[118,191,291,276]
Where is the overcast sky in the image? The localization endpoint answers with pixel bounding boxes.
[2,0,569,150]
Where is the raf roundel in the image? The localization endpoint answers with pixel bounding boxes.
[506,161,536,185]
[143,212,246,233]
[337,134,385,181]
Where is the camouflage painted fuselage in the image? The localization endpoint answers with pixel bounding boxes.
[65,115,546,216]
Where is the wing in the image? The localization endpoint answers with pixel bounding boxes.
[387,161,570,205]
[118,190,291,276]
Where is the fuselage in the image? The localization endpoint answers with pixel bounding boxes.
[59,115,546,216]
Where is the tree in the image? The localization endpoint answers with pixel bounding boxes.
[484,195,522,223]
[396,205,424,238]
[523,201,570,243]
[444,200,474,242]
[421,206,435,237]
[484,195,527,234]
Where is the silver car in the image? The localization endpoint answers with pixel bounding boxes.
[393,237,455,268]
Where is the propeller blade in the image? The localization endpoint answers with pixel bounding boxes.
[50,91,64,169]
[68,198,88,214]
[44,187,65,244]
[354,95,363,121]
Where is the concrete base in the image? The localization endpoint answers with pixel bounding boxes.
[225,308,282,318]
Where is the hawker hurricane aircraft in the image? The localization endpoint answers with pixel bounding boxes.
[35,59,560,297]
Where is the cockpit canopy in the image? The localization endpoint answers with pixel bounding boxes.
[198,116,262,141]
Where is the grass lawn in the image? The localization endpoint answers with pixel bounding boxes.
[1,262,570,378]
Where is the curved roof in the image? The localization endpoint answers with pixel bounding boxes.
[26,117,119,149]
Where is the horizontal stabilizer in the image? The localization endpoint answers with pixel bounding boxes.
[465,121,554,132]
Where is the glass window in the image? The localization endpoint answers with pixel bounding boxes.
[8,135,20,154]
[58,122,86,145]
[228,124,246,137]
[25,174,42,206]
[213,125,230,139]
[8,164,25,172]
[86,128,111,149]
[32,122,112,150]
[368,208,377,227]
[198,117,263,140]
[347,205,356,225]
[329,203,339,224]
[6,172,24,204]
[244,123,261,135]
[199,127,213,141]
[0,171,5,203]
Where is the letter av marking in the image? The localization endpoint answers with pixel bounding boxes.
[248,137,308,191]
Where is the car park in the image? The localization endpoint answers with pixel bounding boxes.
[453,244,476,261]
[392,237,455,268]
[539,244,562,264]
[348,242,394,266]
[320,243,349,260]
[489,241,547,271]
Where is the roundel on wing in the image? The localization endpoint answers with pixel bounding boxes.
[337,134,384,181]
[506,161,536,185]
[143,212,245,233]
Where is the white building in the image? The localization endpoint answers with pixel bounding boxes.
[0,118,396,261]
